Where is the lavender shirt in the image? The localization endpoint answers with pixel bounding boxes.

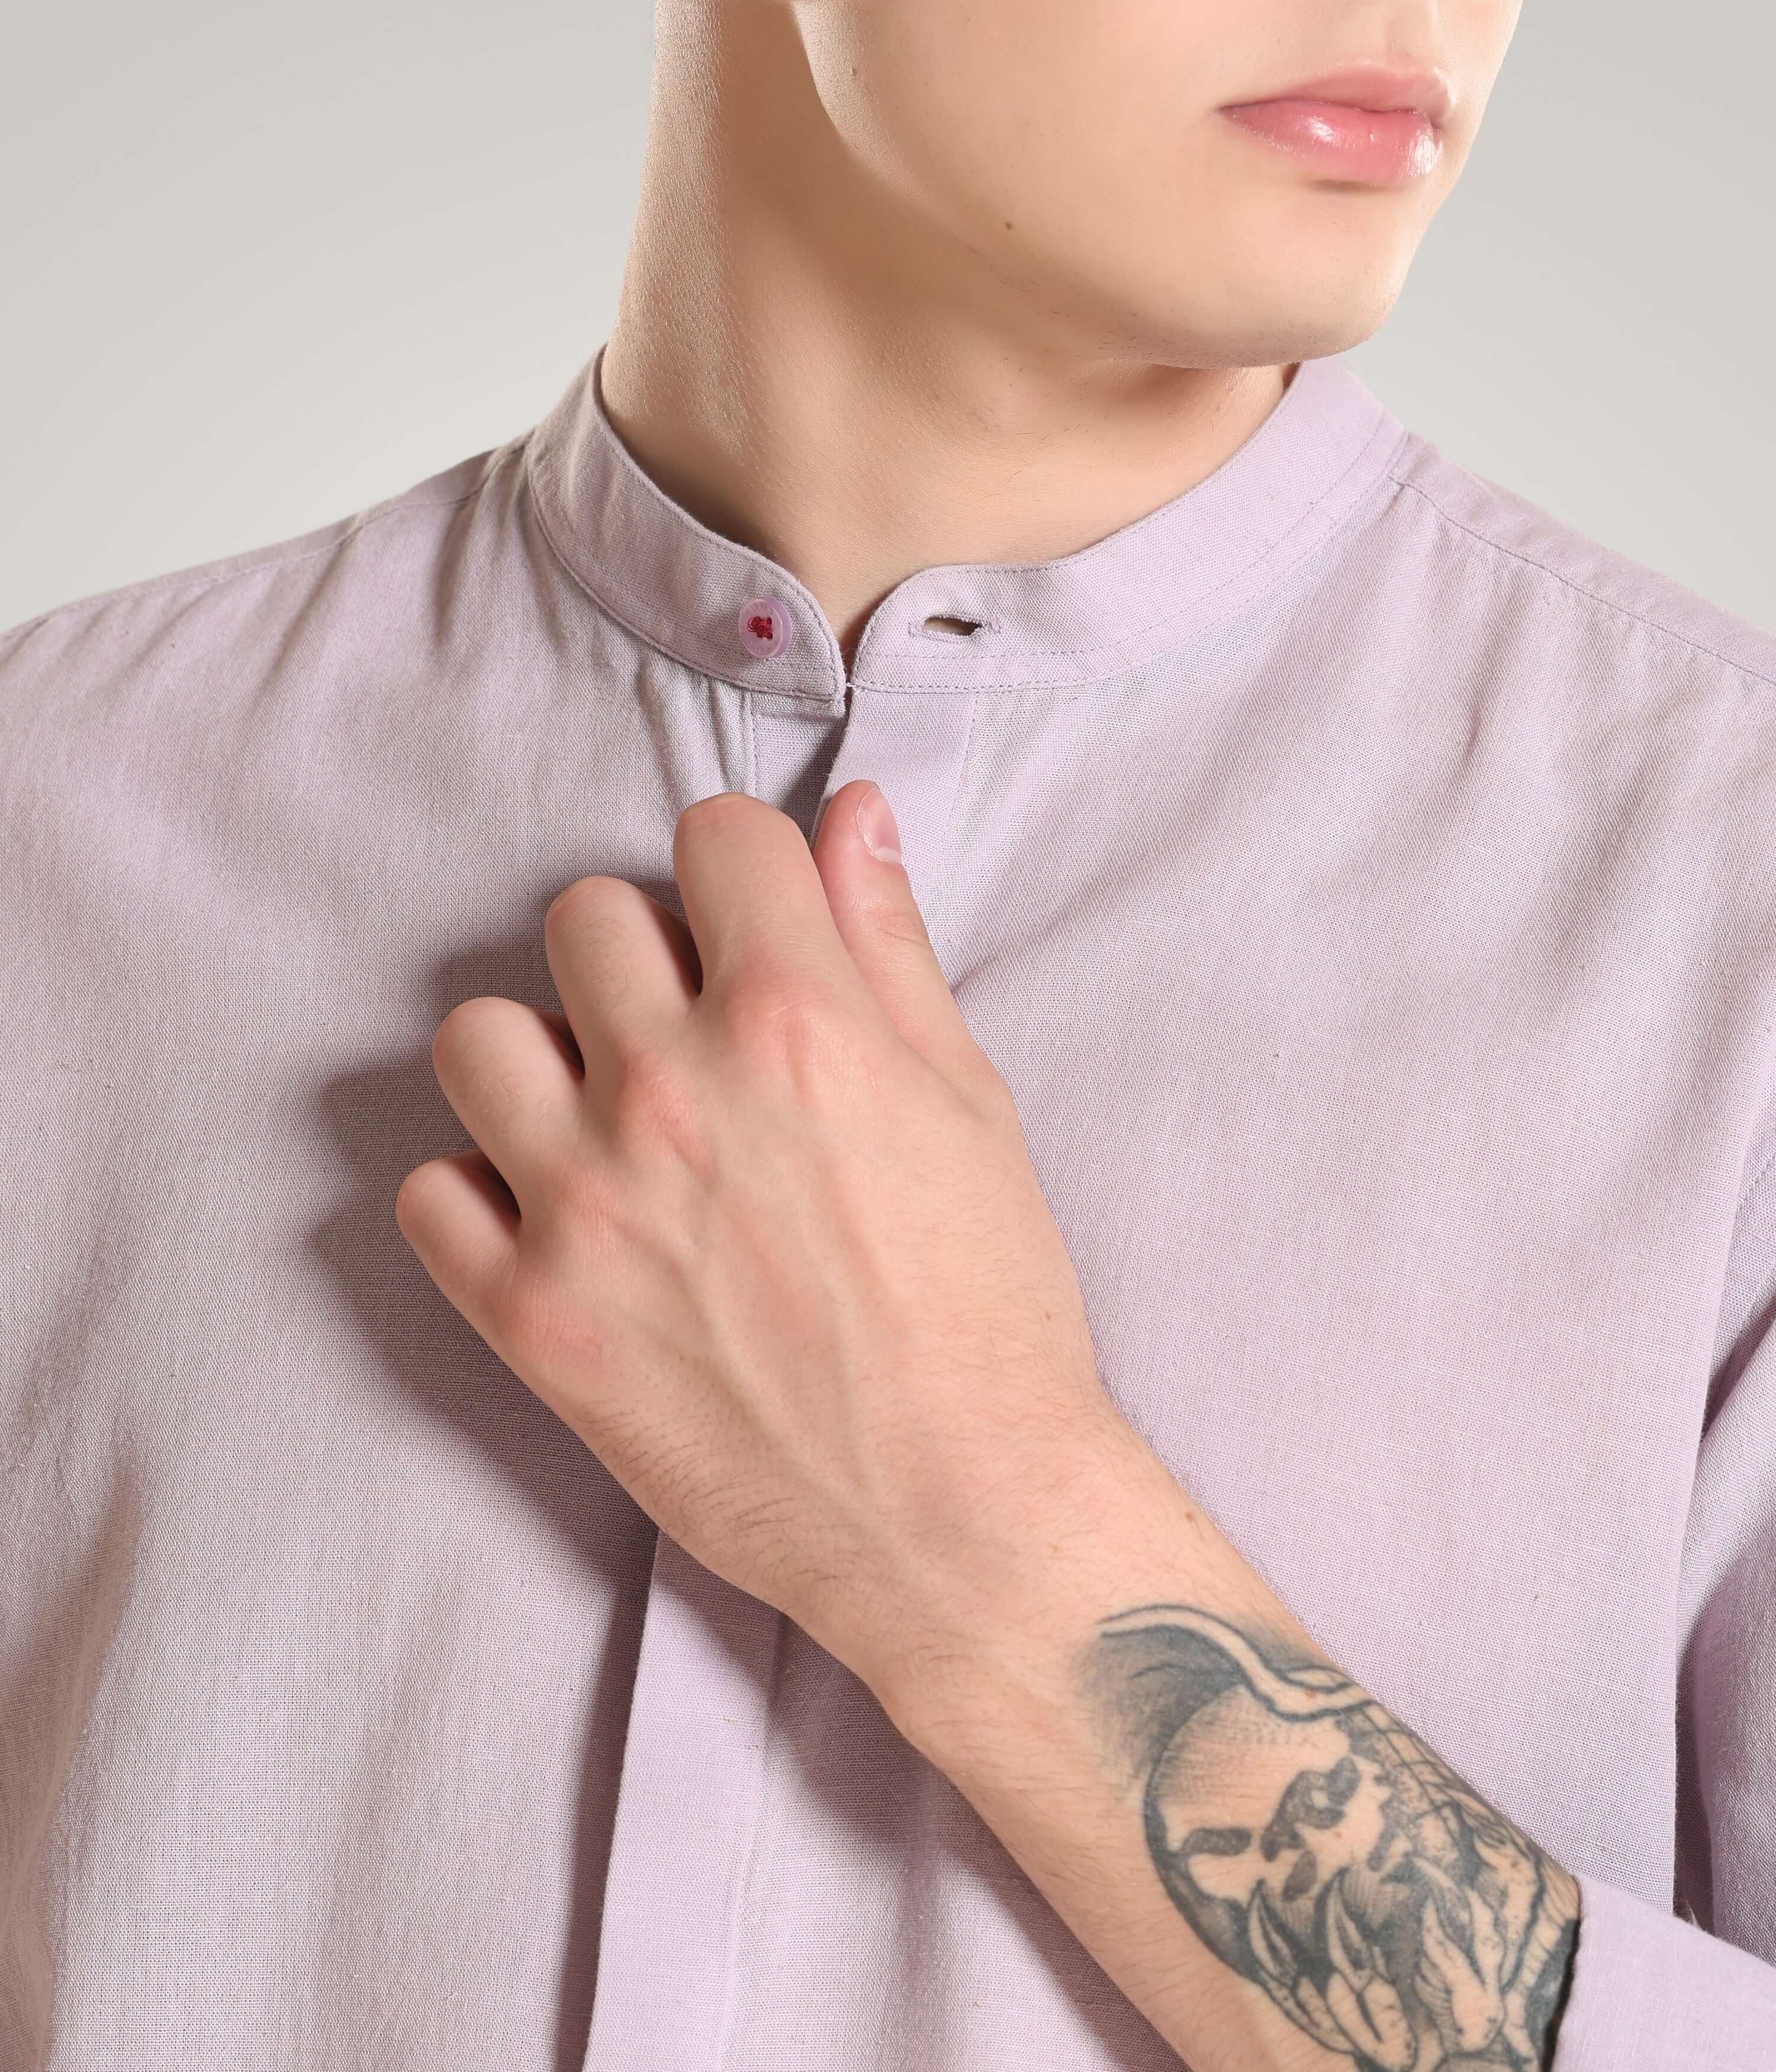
[3,345,1774,2070]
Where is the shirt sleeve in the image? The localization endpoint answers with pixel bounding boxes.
[1551,1148,1776,2069]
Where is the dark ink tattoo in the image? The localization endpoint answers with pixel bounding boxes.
[1086,1606,1580,2071]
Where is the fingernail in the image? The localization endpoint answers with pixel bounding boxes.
[855,783,902,863]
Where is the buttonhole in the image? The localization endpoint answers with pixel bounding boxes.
[921,614,983,638]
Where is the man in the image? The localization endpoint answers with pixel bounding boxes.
[2,1,1772,2067]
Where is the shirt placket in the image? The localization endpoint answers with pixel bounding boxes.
[813,681,980,915]
[578,655,978,2072]
[576,1529,783,2072]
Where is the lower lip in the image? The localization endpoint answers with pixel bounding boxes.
[1218,99,1442,186]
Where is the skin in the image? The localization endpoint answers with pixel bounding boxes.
[599,0,1521,664]
[397,5,1582,2067]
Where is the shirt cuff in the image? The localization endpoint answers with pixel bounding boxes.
[1552,1870,1776,2070]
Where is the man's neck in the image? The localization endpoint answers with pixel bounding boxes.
[597,7,1291,673]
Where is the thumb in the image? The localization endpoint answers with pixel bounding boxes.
[812,778,995,1096]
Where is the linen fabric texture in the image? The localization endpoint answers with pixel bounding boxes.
[2,344,1774,2069]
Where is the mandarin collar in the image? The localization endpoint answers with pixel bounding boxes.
[525,342,1406,708]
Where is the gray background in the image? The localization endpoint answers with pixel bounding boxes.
[2,2,1769,636]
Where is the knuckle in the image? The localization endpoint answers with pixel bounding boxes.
[725,980,867,1113]
[947,1048,1022,1137]
[392,1161,438,1233]
[433,994,507,1067]
[500,1256,572,1366]
[868,901,934,957]
[611,1046,693,1135]
[600,1044,715,1173]
[726,974,838,1069]
[970,1054,1021,1119]
[545,874,636,942]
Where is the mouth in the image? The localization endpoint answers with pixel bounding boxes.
[1217,65,1452,188]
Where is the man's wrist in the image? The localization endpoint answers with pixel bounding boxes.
[864,1423,1584,2072]
[867,1412,1273,1777]
[855,1430,1360,2072]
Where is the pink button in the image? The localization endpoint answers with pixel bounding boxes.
[737,595,793,659]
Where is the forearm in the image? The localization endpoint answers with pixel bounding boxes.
[873,1423,1581,2072]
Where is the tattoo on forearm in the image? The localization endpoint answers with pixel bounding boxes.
[1085,1606,1580,2072]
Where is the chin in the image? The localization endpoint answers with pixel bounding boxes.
[1145,243,1416,368]
[1216,297,1399,366]
[1103,287,1403,374]
[1053,213,1417,369]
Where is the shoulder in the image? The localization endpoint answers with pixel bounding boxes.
[1378,432,1776,697]
[0,436,530,710]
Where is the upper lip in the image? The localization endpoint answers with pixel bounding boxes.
[1221,65,1453,127]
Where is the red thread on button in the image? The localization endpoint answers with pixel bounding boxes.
[747,614,774,642]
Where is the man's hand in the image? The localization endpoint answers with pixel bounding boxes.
[394,779,1144,1710]
[395,783,1585,2072]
